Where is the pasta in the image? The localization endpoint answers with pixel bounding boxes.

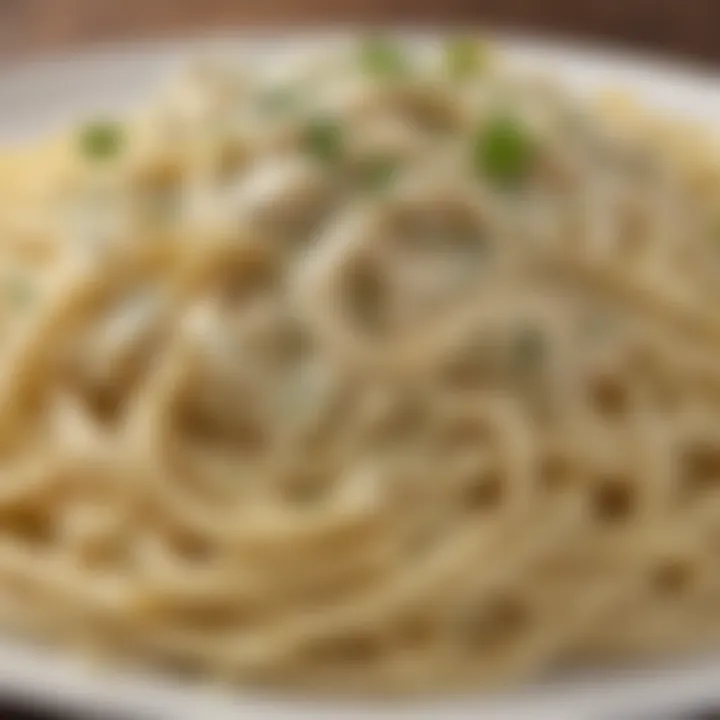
[1,37,720,696]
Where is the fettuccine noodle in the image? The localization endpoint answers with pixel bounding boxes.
[0,38,719,695]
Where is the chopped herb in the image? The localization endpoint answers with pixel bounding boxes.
[473,115,534,187]
[301,118,344,163]
[79,120,124,161]
[445,38,486,79]
[359,36,407,77]
[358,156,399,191]
[513,327,545,369]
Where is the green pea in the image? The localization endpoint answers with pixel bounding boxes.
[445,38,486,79]
[79,120,124,161]
[302,118,344,163]
[359,156,399,191]
[359,36,407,77]
[473,115,534,187]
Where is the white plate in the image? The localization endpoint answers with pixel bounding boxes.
[1,32,720,720]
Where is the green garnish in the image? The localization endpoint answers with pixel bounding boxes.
[473,115,533,187]
[359,156,399,191]
[360,36,407,77]
[302,118,344,163]
[79,120,124,161]
[445,38,486,79]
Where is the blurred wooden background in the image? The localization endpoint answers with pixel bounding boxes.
[0,0,719,64]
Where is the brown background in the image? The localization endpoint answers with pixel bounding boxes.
[0,1,719,719]
[0,0,720,65]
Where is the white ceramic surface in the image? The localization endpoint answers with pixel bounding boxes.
[0,32,719,720]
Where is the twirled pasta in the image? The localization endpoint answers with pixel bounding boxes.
[0,38,719,696]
